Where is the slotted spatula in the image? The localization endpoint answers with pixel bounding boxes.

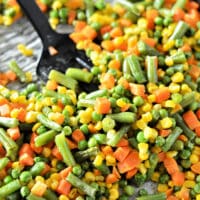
[17,0,98,92]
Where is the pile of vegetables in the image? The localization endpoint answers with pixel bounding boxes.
[1,0,200,199]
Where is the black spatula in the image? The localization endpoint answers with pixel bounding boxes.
[16,0,98,92]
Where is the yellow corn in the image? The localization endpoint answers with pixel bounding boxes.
[185,171,195,180]
[193,146,200,156]
[26,102,35,111]
[116,98,127,108]
[52,105,62,113]
[109,188,119,200]
[190,153,199,164]
[168,83,180,93]
[17,44,33,56]
[49,18,59,29]
[93,153,104,167]
[85,172,95,182]
[32,122,41,132]
[137,18,148,30]
[159,117,173,129]
[183,180,195,188]
[166,151,178,158]
[42,147,51,158]
[181,84,192,94]
[196,194,200,200]
[144,127,158,142]
[142,112,152,123]
[51,180,59,190]
[68,188,78,199]
[58,195,69,200]
[27,180,35,189]
[157,184,168,193]
[139,163,147,174]
[35,101,43,112]
[171,72,184,83]
[10,108,20,119]
[51,159,58,168]
[147,94,156,103]
[142,103,152,112]
[35,176,45,183]
[52,0,62,9]
[25,72,32,82]
[25,111,38,123]
[163,40,175,51]
[106,155,116,166]
[0,15,3,25]
[64,105,74,116]
[3,16,13,26]
[135,119,147,130]
[165,57,174,67]
[94,121,102,131]
[164,100,176,108]
[151,172,160,182]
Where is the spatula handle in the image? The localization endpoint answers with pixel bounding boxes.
[17,0,58,49]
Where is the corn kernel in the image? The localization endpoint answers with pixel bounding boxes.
[25,72,32,82]
[142,103,152,112]
[69,188,78,199]
[185,171,195,180]
[28,180,35,189]
[183,180,195,188]
[109,188,119,200]
[25,111,38,123]
[159,117,173,129]
[142,112,152,123]
[116,99,127,108]
[3,16,13,26]
[42,147,51,158]
[165,57,174,67]
[164,100,176,108]
[196,194,200,200]
[171,72,184,83]
[166,151,178,158]
[144,160,150,168]
[59,195,69,200]
[163,40,175,51]
[35,176,45,183]
[51,159,58,168]
[85,172,95,182]
[93,154,104,167]
[51,180,59,190]
[10,108,19,119]
[157,184,168,192]
[135,119,147,130]
[151,172,160,182]
[147,94,156,103]
[64,105,74,116]
[50,173,60,181]
[32,122,41,132]
[106,155,116,166]
[144,127,158,142]
[151,146,162,154]
[95,176,104,181]
[49,18,59,29]
[139,163,147,174]
[168,83,180,93]
[181,84,192,94]
[190,154,199,164]
[139,152,149,160]
[35,101,43,112]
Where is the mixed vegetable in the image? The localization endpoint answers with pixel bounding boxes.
[1,0,200,199]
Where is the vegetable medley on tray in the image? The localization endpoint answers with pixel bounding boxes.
[1,0,200,199]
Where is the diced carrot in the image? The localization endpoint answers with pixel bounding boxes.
[142,38,157,47]
[178,134,188,142]
[171,171,185,186]
[105,173,119,184]
[119,18,132,27]
[0,104,11,117]
[163,157,179,175]
[112,166,121,179]
[159,129,171,137]
[66,138,78,149]
[30,133,43,154]
[36,0,47,12]
[108,59,121,70]
[117,150,140,174]
[167,195,179,200]
[93,169,101,176]
[0,169,7,180]
[116,138,129,147]
[166,188,173,197]
[145,9,159,30]
[173,8,185,22]
[183,110,200,130]
[81,25,97,40]
[196,109,200,120]
[31,181,47,197]
[100,73,115,89]
[184,9,200,28]
[46,80,58,90]
[158,152,166,162]
[65,0,84,9]
[186,1,199,10]
[72,129,85,143]
[189,65,200,80]
[19,153,34,166]
[180,44,191,52]
[41,164,51,175]
[154,87,170,104]
[0,97,9,106]
[101,40,115,52]
[7,0,17,6]
[56,179,71,195]
[195,126,200,137]
[101,145,113,156]
[52,146,63,160]
[188,55,198,65]
[126,168,138,179]
[113,38,127,51]
[68,10,76,24]
[191,162,200,174]
[118,77,130,90]
[5,70,17,81]
[113,146,131,162]
[7,127,20,140]
[0,144,6,158]
[69,32,87,43]
[60,167,72,179]
[17,108,27,122]
[110,27,123,38]
[19,143,34,157]
[94,97,111,114]
[74,20,87,32]
[129,83,146,99]
[100,25,112,35]
[88,123,97,134]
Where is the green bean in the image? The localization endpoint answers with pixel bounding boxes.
[172,0,187,11]
[169,21,189,41]
[0,128,18,161]
[106,112,136,123]
[162,127,183,152]
[85,89,108,99]
[107,125,130,147]
[147,153,158,180]
[136,193,166,200]
[34,130,57,147]
[170,51,186,64]
[66,68,93,83]
[180,92,196,108]
[48,70,78,91]
[0,116,19,128]
[84,0,95,20]
[55,133,76,166]
[30,161,45,177]
[43,189,58,200]
[0,157,10,170]
[74,147,99,162]
[137,41,161,56]
[173,113,195,140]
[153,0,164,9]
[8,60,27,83]
[37,113,62,132]
[26,193,46,200]
[96,162,111,175]
[77,99,95,107]
[0,179,21,198]
[122,58,131,75]
[126,55,147,83]
[146,56,158,83]
[66,172,97,197]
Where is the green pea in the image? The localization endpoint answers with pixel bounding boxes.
[91,66,100,75]
[78,140,88,150]
[20,186,30,197]
[4,7,15,17]
[194,183,200,194]
[133,96,144,106]
[155,17,163,25]
[50,10,59,18]
[172,140,184,151]
[119,195,129,200]
[3,175,13,184]
[92,111,103,122]
[159,109,168,118]
[151,109,160,120]
[166,68,175,76]
[102,117,115,132]
[103,32,111,40]
[175,39,183,48]
[180,149,191,159]
[123,185,135,196]
[37,125,47,135]
[195,137,200,145]
[80,124,89,135]
[77,10,86,20]
[155,136,165,147]
[196,175,200,183]
[93,134,106,144]
[11,168,21,179]
[90,22,101,31]
[30,162,45,177]
[159,174,170,184]
[19,171,32,183]
[88,137,97,147]
[181,159,191,169]
[163,17,172,26]
[58,8,68,19]
[72,165,82,176]
[76,196,84,200]
[62,126,72,136]
[138,188,148,196]
[136,131,147,143]
[114,85,125,95]
[171,93,183,103]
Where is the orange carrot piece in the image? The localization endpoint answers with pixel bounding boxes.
[105,173,119,184]
[31,181,47,197]
[72,129,85,143]
[112,166,121,179]
[184,9,200,28]
[56,179,71,195]
[19,153,34,166]
[66,138,78,149]
[17,108,27,122]
[129,83,146,98]
[110,27,123,38]
[36,0,47,12]
[142,38,157,47]
[94,97,111,114]
[41,164,51,175]
[119,18,132,27]
[167,195,179,200]
[19,143,34,157]
[154,87,171,103]
[5,70,17,81]
[177,187,190,200]
[163,157,179,175]
[100,25,112,35]
[171,171,185,186]
[60,167,72,179]
[158,152,166,162]
[196,109,200,120]
[65,0,84,9]
[195,126,200,137]
[52,146,63,160]
[116,138,129,147]
[68,10,76,24]
[159,129,171,137]
[191,162,200,174]
[108,59,121,70]
[117,150,140,174]
[87,123,97,134]
[173,8,185,22]
[178,134,188,142]
[30,133,43,154]
[74,20,87,32]
[189,65,200,80]
[100,73,115,89]
[101,40,115,51]
[69,32,87,43]
[101,145,113,156]
[7,127,20,140]
[183,110,200,130]
[81,25,97,40]
[145,9,159,30]
[126,168,138,179]
[113,146,131,162]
